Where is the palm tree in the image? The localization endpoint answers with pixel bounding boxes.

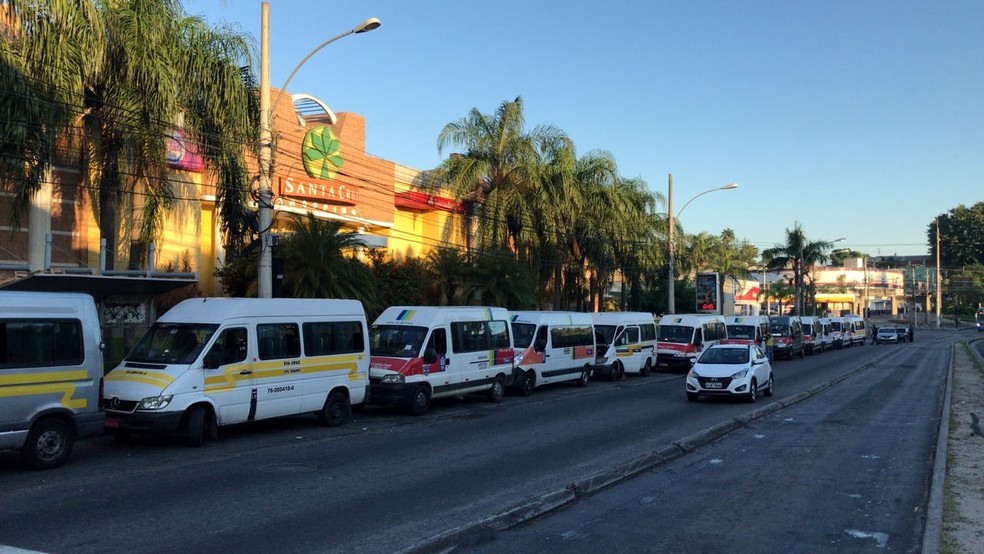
[425,246,469,306]
[278,212,373,304]
[2,0,257,269]
[762,222,834,315]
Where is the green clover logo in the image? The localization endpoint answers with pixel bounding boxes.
[302,126,343,180]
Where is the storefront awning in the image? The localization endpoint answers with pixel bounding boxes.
[815,293,856,303]
[0,273,197,302]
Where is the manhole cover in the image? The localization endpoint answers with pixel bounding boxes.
[258,463,319,473]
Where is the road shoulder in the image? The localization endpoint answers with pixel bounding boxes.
[942,340,984,552]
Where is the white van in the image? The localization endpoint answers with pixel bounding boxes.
[721,315,769,347]
[844,315,867,346]
[800,316,826,354]
[828,317,852,348]
[368,306,514,415]
[0,292,105,469]
[509,311,594,395]
[656,313,727,371]
[816,317,836,352]
[103,298,368,446]
[591,312,657,379]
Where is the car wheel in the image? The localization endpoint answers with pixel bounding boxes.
[609,361,622,382]
[518,371,535,397]
[21,418,73,470]
[408,384,430,416]
[746,378,758,403]
[318,390,350,427]
[488,376,505,403]
[185,405,206,448]
[640,359,652,377]
[576,366,590,387]
[763,373,774,397]
[687,392,699,402]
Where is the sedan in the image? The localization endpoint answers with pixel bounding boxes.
[686,344,774,403]
[875,327,899,344]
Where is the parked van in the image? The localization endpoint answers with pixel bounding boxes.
[592,312,657,379]
[368,306,514,415]
[509,311,594,395]
[828,317,852,348]
[655,313,727,371]
[816,317,836,352]
[769,316,804,359]
[103,298,369,446]
[800,316,826,355]
[0,292,105,469]
[844,315,867,346]
[721,315,770,346]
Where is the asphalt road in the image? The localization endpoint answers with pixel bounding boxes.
[0,331,956,554]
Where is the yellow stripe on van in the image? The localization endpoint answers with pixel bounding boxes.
[0,383,87,409]
[0,370,89,386]
[104,370,175,389]
[203,354,365,393]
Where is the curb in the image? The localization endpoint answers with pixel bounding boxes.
[406,347,910,553]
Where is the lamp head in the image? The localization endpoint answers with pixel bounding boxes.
[720,182,739,190]
[355,17,381,33]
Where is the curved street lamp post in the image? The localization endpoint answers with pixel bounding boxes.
[666,174,738,314]
[257,2,381,298]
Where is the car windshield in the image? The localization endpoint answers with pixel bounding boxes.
[657,325,694,343]
[769,324,792,337]
[126,323,218,365]
[369,325,428,358]
[699,348,749,365]
[511,322,536,348]
[726,325,756,340]
[880,328,896,334]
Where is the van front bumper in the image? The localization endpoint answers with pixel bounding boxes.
[368,382,414,407]
[104,409,183,434]
[657,354,692,370]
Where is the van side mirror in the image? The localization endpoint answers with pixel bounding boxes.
[423,347,438,364]
[203,351,221,370]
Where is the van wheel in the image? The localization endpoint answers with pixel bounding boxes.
[576,366,590,387]
[319,391,350,427]
[609,361,622,382]
[185,405,206,447]
[488,376,506,404]
[21,418,73,470]
[640,359,652,377]
[519,371,535,397]
[408,385,430,416]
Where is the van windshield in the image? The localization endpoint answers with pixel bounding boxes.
[726,325,756,340]
[127,323,218,365]
[594,325,617,347]
[802,324,814,335]
[657,325,694,344]
[830,322,843,331]
[370,325,428,358]
[769,324,792,337]
[511,323,536,348]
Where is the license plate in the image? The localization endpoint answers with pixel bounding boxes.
[705,382,723,389]
[105,418,120,429]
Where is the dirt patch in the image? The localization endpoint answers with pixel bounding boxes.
[942,341,984,553]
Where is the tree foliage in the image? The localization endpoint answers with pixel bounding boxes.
[930,202,984,268]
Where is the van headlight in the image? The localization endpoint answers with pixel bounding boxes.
[380,374,405,384]
[137,395,173,410]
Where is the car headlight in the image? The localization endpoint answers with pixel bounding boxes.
[137,395,173,410]
[730,369,749,379]
[380,373,405,384]
[687,369,699,379]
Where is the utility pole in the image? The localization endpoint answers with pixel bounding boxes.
[936,219,942,328]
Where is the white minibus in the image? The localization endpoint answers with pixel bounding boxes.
[656,314,727,371]
[591,312,657,379]
[509,311,594,395]
[103,298,369,446]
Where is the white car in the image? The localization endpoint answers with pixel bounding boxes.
[686,344,774,403]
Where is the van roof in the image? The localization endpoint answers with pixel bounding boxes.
[657,313,724,325]
[374,306,509,326]
[509,311,593,325]
[592,312,656,325]
[159,297,366,324]
[0,291,96,315]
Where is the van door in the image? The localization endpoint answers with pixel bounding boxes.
[255,322,303,418]
[202,326,253,424]
[533,325,553,383]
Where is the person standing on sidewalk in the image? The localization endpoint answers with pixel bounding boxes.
[765,330,775,363]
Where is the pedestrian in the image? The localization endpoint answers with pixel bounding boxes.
[871,324,877,345]
[764,330,775,364]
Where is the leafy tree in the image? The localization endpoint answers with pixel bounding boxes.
[2,0,258,268]
[278,212,374,306]
[762,222,834,315]
[930,202,984,268]
[424,246,470,306]
[366,251,430,321]
[465,247,536,309]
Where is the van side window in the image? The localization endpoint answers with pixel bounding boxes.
[205,327,248,366]
[0,319,83,369]
[428,328,448,356]
[257,323,301,360]
[551,325,593,349]
[489,321,510,349]
[640,323,656,342]
[303,321,365,356]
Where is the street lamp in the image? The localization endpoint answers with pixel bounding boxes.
[257,2,381,298]
[666,174,738,314]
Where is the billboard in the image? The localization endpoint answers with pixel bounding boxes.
[696,272,720,314]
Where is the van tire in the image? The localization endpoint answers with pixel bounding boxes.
[21,418,73,470]
[488,376,506,403]
[185,405,206,447]
[609,361,622,382]
[640,359,652,377]
[576,366,590,387]
[319,391,350,427]
[408,385,430,416]
[518,371,535,397]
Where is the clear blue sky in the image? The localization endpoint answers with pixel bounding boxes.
[185,0,983,257]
